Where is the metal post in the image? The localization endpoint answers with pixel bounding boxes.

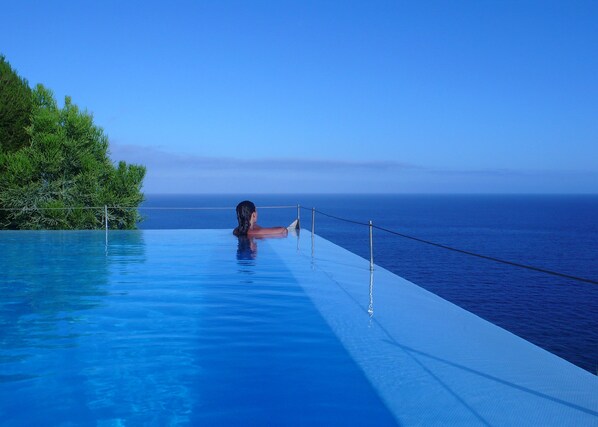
[104,205,108,247]
[297,204,301,224]
[369,220,374,271]
[311,207,315,259]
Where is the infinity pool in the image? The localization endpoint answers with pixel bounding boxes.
[0,230,596,426]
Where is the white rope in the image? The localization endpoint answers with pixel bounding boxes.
[0,205,297,211]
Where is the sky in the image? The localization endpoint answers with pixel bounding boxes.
[3,1,597,193]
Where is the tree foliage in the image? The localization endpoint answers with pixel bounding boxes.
[0,84,146,229]
[0,55,32,153]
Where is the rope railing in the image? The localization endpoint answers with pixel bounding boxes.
[0,205,297,211]
[300,206,598,286]
[309,207,370,226]
[0,206,110,210]
[0,204,297,242]
[2,202,596,285]
[138,205,298,210]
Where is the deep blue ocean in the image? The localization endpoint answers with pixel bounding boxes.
[140,194,598,374]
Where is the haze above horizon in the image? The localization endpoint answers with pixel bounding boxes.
[3,1,597,193]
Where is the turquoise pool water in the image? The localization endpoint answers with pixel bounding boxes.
[1,230,597,426]
[0,230,394,425]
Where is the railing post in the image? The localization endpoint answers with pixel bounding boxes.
[104,205,108,246]
[369,220,374,271]
[311,207,315,259]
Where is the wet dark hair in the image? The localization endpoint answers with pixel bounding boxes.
[233,200,256,236]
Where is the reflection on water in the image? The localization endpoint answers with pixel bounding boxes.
[0,231,191,425]
[369,269,374,319]
[236,236,257,285]
[236,236,257,260]
[0,230,397,426]
[0,232,113,360]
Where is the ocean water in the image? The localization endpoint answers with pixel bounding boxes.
[140,194,598,374]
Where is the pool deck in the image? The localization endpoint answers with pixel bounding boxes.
[278,230,598,426]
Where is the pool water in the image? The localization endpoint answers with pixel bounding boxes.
[0,230,394,426]
[1,230,597,426]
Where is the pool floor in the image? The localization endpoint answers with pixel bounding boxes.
[0,230,596,426]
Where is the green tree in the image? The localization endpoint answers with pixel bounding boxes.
[0,84,145,229]
[0,55,33,153]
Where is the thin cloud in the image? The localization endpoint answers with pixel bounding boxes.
[109,142,598,194]
[429,167,598,178]
[110,143,420,172]
[429,168,531,177]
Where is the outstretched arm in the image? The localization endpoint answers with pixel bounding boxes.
[248,225,288,237]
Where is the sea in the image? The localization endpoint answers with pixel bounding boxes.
[139,194,598,374]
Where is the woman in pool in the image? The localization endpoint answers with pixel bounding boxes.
[233,200,288,237]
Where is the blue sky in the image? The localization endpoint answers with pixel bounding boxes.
[3,1,597,193]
